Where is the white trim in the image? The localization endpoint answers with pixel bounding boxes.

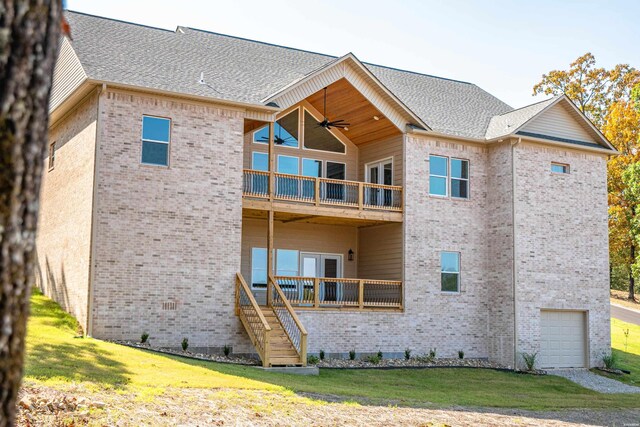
[365,157,394,185]
[251,151,269,171]
[277,154,300,174]
[325,160,347,180]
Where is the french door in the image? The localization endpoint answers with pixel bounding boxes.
[300,253,342,302]
[365,159,393,206]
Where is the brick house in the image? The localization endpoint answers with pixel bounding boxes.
[37,11,615,368]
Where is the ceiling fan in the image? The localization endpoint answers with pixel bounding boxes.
[317,87,350,130]
[258,133,295,145]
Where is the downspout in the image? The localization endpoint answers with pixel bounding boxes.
[86,83,106,336]
[511,137,521,368]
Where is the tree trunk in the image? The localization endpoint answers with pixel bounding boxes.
[630,243,636,301]
[0,2,61,426]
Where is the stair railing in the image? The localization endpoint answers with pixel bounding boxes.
[268,274,308,365]
[235,272,271,367]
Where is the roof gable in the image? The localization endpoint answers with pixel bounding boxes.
[263,53,430,132]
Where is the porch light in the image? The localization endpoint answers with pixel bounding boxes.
[348,249,354,261]
[373,115,380,121]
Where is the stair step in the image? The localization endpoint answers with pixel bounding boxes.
[269,356,302,365]
[270,350,299,357]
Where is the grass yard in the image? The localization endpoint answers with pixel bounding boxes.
[23,290,640,418]
[596,317,640,386]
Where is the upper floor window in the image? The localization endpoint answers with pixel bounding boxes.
[429,155,448,196]
[303,110,346,153]
[551,162,569,174]
[429,155,469,199]
[141,116,170,166]
[48,141,56,170]
[253,109,299,148]
[441,251,460,293]
[451,159,469,199]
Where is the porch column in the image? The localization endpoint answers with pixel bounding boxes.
[266,209,274,306]
[266,121,275,306]
[268,121,275,201]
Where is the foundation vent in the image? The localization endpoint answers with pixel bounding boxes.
[162,301,178,311]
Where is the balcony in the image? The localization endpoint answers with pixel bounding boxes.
[242,169,403,224]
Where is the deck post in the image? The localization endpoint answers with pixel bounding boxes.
[268,121,275,201]
[358,279,364,309]
[234,275,240,316]
[313,278,320,308]
[314,178,320,206]
[266,210,274,306]
[263,329,271,367]
[358,182,364,210]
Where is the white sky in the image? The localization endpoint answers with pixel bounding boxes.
[67,0,639,108]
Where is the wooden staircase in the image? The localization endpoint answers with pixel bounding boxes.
[260,306,304,366]
[235,273,308,367]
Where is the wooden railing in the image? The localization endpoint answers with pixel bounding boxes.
[242,169,403,212]
[273,275,403,310]
[235,272,271,367]
[268,274,308,364]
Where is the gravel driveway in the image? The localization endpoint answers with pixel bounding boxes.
[550,369,640,394]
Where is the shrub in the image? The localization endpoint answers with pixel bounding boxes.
[377,350,383,359]
[181,337,189,352]
[521,352,538,371]
[307,355,320,365]
[602,351,618,370]
[140,332,149,344]
[458,350,464,359]
[365,355,381,364]
[415,354,434,363]
[223,344,231,357]
[429,348,437,358]
[349,349,356,360]
[319,349,325,360]
[404,348,411,360]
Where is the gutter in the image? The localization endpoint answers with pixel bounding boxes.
[406,126,617,156]
[85,79,281,113]
[86,83,106,336]
[511,137,521,368]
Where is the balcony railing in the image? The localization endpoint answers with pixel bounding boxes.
[273,275,403,310]
[243,169,403,212]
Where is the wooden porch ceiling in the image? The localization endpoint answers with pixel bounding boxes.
[306,78,401,145]
[243,202,402,227]
[244,78,402,145]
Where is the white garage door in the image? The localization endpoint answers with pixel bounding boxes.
[540,311,586,368]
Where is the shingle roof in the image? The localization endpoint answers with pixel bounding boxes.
[64,11,517,139]
[485,96,559,140]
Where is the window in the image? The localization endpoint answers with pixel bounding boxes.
[252,152,268,171]
[141,116,170,166]
[251,248,300,289]
[253,109,299,148]
[303,110,346,153]
[251,248,267,289]
[429,155,448,196]
[48,142,56,170]
[450,159,469,199]
[441,252,460,292]
[276,249,299,276]
[551,163,569,174]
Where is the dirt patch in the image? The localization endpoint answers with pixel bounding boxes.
[611,290,640,311]
[16,382,640,426]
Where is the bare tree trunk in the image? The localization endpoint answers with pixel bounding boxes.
[0,2,61,426]
[630,243,636,301]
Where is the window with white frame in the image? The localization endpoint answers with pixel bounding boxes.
[251,248,300,289]
[429,155,448,196]
[440,251,460,292]
[429,156,469,199]
[253,109,299,148]
[141,115,171,166]
[551,162,569,174]
[450,158,469,198]
[251,248,268,288]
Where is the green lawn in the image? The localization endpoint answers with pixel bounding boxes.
[24,290,640,410]
[596,318,640,386]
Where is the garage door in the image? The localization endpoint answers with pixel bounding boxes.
[540,311,586,368]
